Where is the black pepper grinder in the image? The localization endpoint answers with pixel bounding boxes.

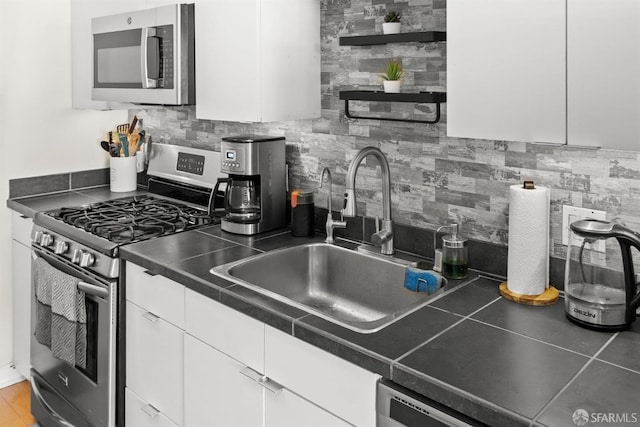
[290,189,315,236]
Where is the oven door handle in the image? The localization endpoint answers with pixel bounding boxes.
[30,374,76,427]
[78,281,109,299]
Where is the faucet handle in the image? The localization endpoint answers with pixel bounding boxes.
[375,215,380,233]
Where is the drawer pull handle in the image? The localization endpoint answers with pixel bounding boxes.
[142,312,160,322]
[143,269,158,276]
[239,368,284,394]
[261,377,284,394]
[141,404,160,417]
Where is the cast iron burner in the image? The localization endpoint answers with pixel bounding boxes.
[46,195,215,244]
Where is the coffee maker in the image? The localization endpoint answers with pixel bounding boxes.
[565,219,640,331]
[215,135,286,235]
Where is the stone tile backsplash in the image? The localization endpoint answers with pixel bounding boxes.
[131,0,640,278]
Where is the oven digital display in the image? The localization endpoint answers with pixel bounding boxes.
[176,153,205,175]
[225,150,236,160]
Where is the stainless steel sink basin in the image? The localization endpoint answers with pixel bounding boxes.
[211,243,448,333]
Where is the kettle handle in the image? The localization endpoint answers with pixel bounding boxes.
[616,237,640,322]
[209,177,229,216]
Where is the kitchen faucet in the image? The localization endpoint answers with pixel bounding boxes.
[342,147,394,255]
[319,167,347,243]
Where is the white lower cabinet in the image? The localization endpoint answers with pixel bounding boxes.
[126,388,180,427]
[12,212,33,379]
[126,264,379,427]
[184,335,262,427]
[184,289,378,427]
[126,263,185,426]
[265,389,351,427]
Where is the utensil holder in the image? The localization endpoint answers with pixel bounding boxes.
[110,156,137,192]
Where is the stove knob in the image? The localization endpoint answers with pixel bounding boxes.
[71,249,83,264]
[40,233,54,248]
[54,241,69,255]
[79,251,95,268]
[33,230,43,245]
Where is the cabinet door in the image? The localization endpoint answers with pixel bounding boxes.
[567,0,640,149]
[126,388,180,427]
[11,234,32,379]
[185,289,264,372]
[184,334,263,427]
[194,0,260,121]
[265,326,379,427]
[447,0,566,144]
[126,262,185,329]
[126,301,184,425]
[194,0,320,122]
[265,389,350,427]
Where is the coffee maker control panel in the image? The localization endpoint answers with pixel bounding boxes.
[222,148,245,173]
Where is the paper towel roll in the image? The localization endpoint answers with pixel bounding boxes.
[507,183,550,295]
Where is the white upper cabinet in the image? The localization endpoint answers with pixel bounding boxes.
[567,0,640,150]
[447,0,566,144]
[193,0,321,122]
[448,0,640,150]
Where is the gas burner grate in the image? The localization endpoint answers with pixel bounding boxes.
[46,195,216,244]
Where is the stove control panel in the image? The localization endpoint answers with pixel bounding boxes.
[31,224,119,279]
[177,152,205,176]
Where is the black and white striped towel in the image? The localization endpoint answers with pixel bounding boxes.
[34,257,87,369]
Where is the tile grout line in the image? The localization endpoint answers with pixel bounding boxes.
[390,295,503,376]
[467,317,599,360]
[530,332,620,425]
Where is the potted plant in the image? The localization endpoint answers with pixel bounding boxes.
[383,11,401,34]
[381,59,404,93]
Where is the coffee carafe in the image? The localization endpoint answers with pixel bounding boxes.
[565,219,640,331]
[225,177,261,223]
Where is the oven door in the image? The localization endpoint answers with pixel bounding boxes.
[30,248,117,427]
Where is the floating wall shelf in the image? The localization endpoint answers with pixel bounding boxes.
[339,31,446,46]
[339,91,446,124]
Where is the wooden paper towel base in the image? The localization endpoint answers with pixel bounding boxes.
[499,282,559,306]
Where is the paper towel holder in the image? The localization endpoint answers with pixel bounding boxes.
[500,179,560,306]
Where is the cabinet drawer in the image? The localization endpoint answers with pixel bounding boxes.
[265,326,379,427]
[185,289,264,372]
[126,262,184,328]
[12,212,32,247]
[126,301,184,425]
[126,388,180,427]
[184,334,263,427]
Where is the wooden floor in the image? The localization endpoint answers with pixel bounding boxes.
[0,380,36,427]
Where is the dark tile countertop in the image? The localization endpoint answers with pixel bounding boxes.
[8,193,640,427]
[119,227,640,427]
[6,186,147,218]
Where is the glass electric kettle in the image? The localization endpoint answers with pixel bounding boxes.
[565,219,640,331]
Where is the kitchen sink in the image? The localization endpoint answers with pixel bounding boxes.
[210,243,449,333]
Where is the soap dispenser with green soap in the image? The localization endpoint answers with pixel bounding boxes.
[434,223,468,280]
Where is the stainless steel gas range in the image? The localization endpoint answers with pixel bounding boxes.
[29,144,223,427]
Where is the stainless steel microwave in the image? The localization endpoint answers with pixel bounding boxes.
[91,4,195,105]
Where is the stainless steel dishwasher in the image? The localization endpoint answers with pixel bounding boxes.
[377,379,487,427]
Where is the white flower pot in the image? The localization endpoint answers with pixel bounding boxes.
[382,22,401,35]
[383,80,401,93]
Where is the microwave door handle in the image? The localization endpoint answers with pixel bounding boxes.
[141,27,159,88]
